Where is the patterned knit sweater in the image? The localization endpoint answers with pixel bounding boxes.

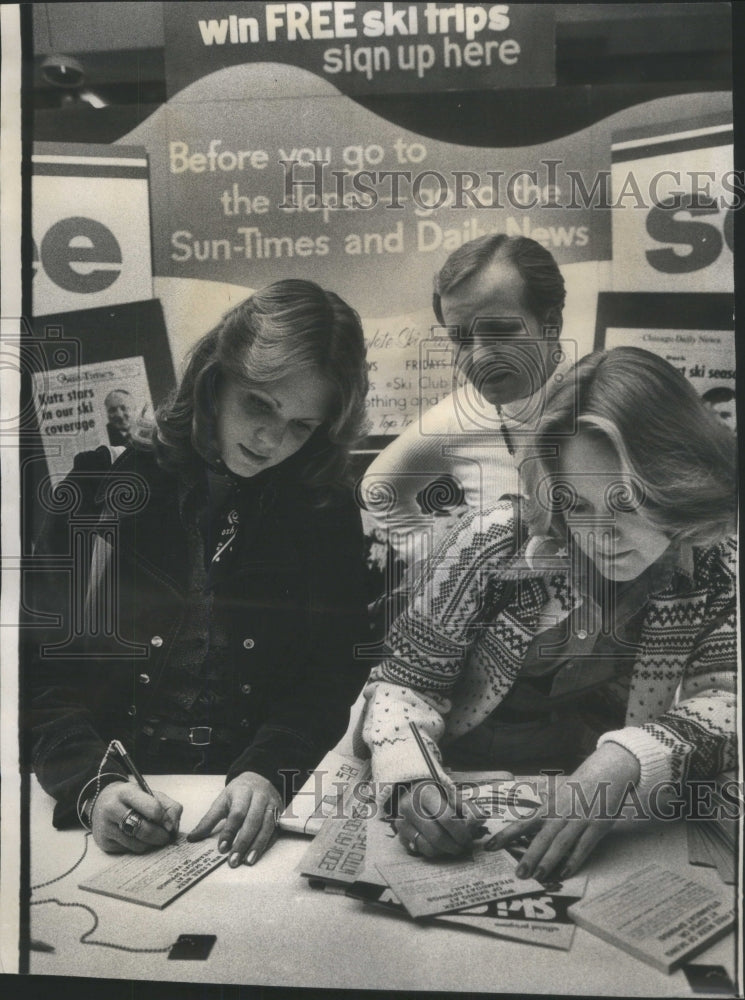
[356,501,737,798]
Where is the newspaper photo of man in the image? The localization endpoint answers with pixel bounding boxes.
[104,388,133,446]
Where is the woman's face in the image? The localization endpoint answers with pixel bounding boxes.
[440,257,557,406]
[215,367,334,478]
[557,431,671,581]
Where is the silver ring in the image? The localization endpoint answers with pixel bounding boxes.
[408,831,421,855]
[120,808,143,838]
[270,805,281,826]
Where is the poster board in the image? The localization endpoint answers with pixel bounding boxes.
[29,299,176,480]
[593,291,736,401]
[32,142,154,315]
[610,114,735,294]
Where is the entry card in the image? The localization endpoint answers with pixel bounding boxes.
[376,847,542,919]
[567,863,735,974]
[80,834,228,909]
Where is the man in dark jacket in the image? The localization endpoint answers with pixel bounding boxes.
[104,388,133,446]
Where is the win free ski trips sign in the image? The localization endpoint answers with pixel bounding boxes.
[164,2,556,98]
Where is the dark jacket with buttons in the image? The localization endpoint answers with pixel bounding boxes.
[28,444,370,828]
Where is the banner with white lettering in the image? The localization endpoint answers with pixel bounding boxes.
[32,143,153,315]
[164,2,556,99]
[122,72,733,435]
[155,90,604,314]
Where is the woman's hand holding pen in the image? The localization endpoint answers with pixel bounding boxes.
[187,771,283,867]
[91,781,183,854]
[393,722,484,858]
[486,743,641,879]
[394,782,483,858]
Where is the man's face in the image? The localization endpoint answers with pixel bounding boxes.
[440,257,557,406]
[106,392,131,432]
[709,400,736,433]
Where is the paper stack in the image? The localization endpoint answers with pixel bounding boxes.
[298,776,588,950]
[686,771,740,885]
[279,748,372,836]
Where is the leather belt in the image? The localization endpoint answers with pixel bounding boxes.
[141,722,234,747]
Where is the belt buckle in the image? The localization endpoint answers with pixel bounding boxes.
[188,726,212,746]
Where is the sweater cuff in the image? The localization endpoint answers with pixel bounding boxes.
[369,735,452,801]
[596,727,672,797]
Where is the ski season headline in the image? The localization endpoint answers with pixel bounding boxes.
[196,3,532,81]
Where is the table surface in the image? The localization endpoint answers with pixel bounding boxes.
[27,774,739,996]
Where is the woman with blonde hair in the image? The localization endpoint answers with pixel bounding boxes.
[358,347,737,879]
[31,279,370,866]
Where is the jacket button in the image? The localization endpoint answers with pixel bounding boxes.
[139,673,151,685]
[240,718,250,728]
[150,635,164,648]
[242,638,255,650]
[576,629,588,640]
[127,705,137,716]
[240,683,252,695]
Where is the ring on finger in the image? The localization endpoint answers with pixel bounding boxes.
[408,830,422,855]
[119,808,144,838]
[270,805,281,827]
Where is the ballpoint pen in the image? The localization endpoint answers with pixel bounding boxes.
[409,721,444,787]
[111,739,155,796]
[112,739,177,838]
[409,722,476,859]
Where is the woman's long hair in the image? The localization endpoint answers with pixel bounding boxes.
[521,347,737,548]
[153,279,369,500]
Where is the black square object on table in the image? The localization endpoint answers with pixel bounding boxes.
[168,934,217,961]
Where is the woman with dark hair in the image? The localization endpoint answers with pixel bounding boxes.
[31,279,370,866]
[356,347,737,878]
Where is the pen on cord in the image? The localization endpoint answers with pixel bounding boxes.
[111,739,154,796]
